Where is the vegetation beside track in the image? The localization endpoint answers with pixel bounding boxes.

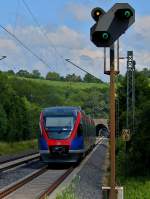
[116,68,150,198]
[18,77,107,90]
[120,176,150,199]
[116,138,150,199]
[56,177,79,199]
[0,139,37,155]
[0,71,108,143]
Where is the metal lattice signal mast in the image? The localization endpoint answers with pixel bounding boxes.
[126,51,135,134]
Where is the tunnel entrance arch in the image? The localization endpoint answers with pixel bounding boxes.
[96,123,108,137]
[93,119,109,137]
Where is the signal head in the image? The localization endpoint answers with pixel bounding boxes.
[115,9,133,20]
[91,30,111,47]
[90,3,135,47]
[91,7,105,22]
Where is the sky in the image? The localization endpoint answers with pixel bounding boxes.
[0,0,149,82]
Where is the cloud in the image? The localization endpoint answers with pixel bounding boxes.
[114,15,150,74]
[47,26,86,49]
[0,12,149,83]
[134,15,150,43]
[0,38,19,52]
[64,2,91,22]
[0,24,107,80]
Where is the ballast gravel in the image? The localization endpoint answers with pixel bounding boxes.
[74,139,108,199]
[0,149,37,164]
[0,160,44,189]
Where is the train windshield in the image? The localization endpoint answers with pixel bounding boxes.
[45,116,75,139]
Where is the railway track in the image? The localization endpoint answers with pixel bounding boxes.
[0,153,40,172]
[0,166,74,199]
[39,167,74,199]
[0,138,104,199]
[0,166,47,199]
[0,151,38,164]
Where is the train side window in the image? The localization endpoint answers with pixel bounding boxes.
[77,124,83,136]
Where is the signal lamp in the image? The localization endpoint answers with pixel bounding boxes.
[115,9,133,19]
[96,11,101,16]
[124,10,132,18]
[92,31,110,46]
[91,7,105,22]
[102,32,109,40]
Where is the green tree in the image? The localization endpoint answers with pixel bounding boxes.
[6,70,15,76]
[16,70,31,78]
[117,69,150,175]
[46,72,60,81]
[0,104,7,140]
[32,70,41,79]
[83,73,102,83]
[65,73,82,82]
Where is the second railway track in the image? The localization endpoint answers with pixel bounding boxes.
[0,153,40,173]
[0,165,74,199]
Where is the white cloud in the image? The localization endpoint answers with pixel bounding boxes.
[0,38,19,52]
[0,12,150,83]
[134,15,150,43]
[0,24,106,80]
[47,25,86,49]
[64,2,91,22]
[79,48,103,59]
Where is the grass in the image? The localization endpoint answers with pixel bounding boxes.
[10,76,108,90]
[120,177,150,199]
[116,138,150,199]
[0,139,38,156]
[56,185,76,199]
[56,176,80,199]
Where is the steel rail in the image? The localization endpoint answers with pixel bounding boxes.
[38,138,104,199]
[0,151,38,164]
[39,167,74,199]
[0,153,40,172]
[0,166,47,199]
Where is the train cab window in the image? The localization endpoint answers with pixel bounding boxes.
[77,124,83,137]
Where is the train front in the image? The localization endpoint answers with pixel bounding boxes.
[39,107,84,163]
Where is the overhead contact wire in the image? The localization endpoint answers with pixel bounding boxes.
[22,0,101,79]
[22,0,65,68]
[0,24,50,68]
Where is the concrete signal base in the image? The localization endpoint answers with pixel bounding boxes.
[102,186,123,199]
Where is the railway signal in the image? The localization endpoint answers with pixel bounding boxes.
[90,3,135,199]
[90,3,135,47]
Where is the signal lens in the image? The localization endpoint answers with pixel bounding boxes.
[115,9,133,20]
[102,32,109,40]
[124,10,131,18]
[96,11,100,16]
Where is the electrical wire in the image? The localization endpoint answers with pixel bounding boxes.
[65,59,101,81]
[0,24,50,68]
[2,0,102,80]
[22,0,65,67]
[0,24,101,81]
[21,0,97,77]
[13,0,20,35]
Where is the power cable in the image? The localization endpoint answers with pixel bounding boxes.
[22,0,65,68]
[13,0,20,35]
[9,0,102,80]
[65,59,101,81]
[22,0,102,80]
[0,24,50,68]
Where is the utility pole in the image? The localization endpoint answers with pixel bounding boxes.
[90,4,135,198]
[109,44,116,199]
